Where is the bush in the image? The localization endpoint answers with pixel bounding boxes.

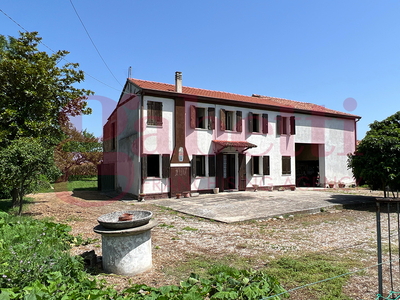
[0,212,288,300]
[0,213,82,289]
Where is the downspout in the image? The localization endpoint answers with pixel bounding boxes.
[355,117,361,150]
[140,92,144,195]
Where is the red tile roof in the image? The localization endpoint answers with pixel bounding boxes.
[129,78,360,119]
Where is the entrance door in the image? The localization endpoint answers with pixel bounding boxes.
[216,153,224,192]
[238,154,246,191]
[224,154,236,190]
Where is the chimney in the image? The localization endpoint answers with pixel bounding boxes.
[175,71,182,93]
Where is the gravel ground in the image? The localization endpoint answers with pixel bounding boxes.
[26,188,400,300]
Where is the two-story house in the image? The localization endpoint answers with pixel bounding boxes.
[101,72,360,199]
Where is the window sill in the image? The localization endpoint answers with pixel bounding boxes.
[146,124,163,128]
[195,127,212,131]
[145,177,162,179]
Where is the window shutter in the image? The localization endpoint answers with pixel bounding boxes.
[282,156,291,175]
[191,155,196,177]
[236,111,242,132]
[208,107,215,130]
[147,102,154,125]
[290,116,296,135]
[162,154,170,178]
[155,102,163,126]
[248,112,253,133]
[141,155,147,178]
[282,117,287,134]
[208,155,216,177]
[263,156,270,175]
[251,156,254,176]
[262,114,268,134]
[277,115,282,135]
[220,109,226,131]
[190,105,196,129]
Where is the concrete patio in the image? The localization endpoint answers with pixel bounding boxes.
[152,189,376,223]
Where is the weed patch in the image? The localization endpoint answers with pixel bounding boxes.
[266,253,354,299]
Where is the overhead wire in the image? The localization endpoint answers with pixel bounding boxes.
[0,7,123,93]
[69,0,123,87]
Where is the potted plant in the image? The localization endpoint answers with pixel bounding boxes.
[338,182,346,188]
[138,193,145,202]
[328,182,335,188]
[213,187,219,194]
[252,184,259,192]
[183,191,190,198]
[290,186,296,191]
[176,193,181,199]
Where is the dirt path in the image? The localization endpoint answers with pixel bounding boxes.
[26,189,391,299]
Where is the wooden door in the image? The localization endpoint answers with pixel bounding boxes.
[238,154,246,191]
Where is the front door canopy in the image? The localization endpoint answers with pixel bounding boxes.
[212,140,257,153]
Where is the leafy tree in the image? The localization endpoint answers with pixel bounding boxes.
[0,31,94,206]
[0,137,57,214]
[0,31,93,145]
[54,123,102,182]
[348,111,400,196]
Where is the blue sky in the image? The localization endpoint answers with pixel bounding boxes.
[1,1,399,139]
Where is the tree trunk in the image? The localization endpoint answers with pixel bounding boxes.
[11,188,19,207]
[18,191,23,216]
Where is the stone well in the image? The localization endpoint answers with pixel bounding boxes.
[94,210,157,276]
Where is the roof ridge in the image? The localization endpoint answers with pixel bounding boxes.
[128,78,360,119]
[130,78,261,99]
[253,93,325,107]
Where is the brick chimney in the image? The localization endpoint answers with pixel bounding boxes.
[175,71,182,93]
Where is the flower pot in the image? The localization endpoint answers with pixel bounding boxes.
[328,183,334,188]
[290,186,296,191]
[176,193,181,199]
[183,192,190,198]
[213,188,219,194]
[338,183,345,188]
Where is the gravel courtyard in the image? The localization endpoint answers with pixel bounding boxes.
[26,188,397,299]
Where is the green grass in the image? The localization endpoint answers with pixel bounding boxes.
[0,197,35,214]
[266,253,356,300]
[182,226,198,231]
[162,251,359,300]
[67,179,97,191]
[51,177,98,193]
[163,253,261,280]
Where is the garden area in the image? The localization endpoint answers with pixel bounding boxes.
[0,185,390,299]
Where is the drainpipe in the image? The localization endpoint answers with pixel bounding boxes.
[140,92,144,195]
[355,117,361,150]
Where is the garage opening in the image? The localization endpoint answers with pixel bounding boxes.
[295,143,320,187]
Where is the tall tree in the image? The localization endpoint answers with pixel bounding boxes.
[348,111,400,197]
[54,123,102,182]
[0,31,93,145]
[0,31,94,207]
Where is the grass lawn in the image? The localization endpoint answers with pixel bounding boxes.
[39,177,98,193]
